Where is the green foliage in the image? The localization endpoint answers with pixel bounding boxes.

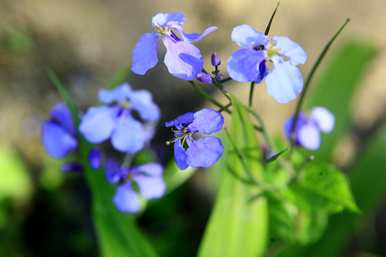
[198,96,268,257]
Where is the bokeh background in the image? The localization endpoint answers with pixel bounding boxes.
[0,0,385,256]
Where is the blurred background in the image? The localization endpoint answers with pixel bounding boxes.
[0,0,385,256]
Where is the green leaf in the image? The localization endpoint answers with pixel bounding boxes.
[198,96,268,257]
[299,163,359,212]
[306,40,377,160]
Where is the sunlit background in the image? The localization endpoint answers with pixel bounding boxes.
[0,0,385,256]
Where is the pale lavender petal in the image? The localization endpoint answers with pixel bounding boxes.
[50,102,75,135]
[129,90,160,122]
[42,121,78,159]
[162,36,203,80]
[131,33,160,75]
[231,24,268,48]
[79,106,116,144]
[227,48,266,82]
[181,26,217,42]
[298,123,321,150]
[310,107,335,133]
[174,140,189,170]
[188,108,224,134]
[113,183,141,213]
[98,83,132,104]
[265,62,303,104]
[152,12,185,28]
[186,136,224,168]
[133,163,165,199]
[273,36,307,65]
[111,115,145,153]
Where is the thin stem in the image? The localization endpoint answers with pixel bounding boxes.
[290,18,350,146]
[246,106,273,148]
[264,1,280,35]
[218,102,232,113]
[220,77,232,83]
[248,82,256,107]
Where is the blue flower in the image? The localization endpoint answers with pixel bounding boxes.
[284,107,335,150]
[227,24,307,103]
[131,12,217,80]
[79,83,160,154]
[42,102,78,159]
[165,108,224,170]
[105,159,165,213]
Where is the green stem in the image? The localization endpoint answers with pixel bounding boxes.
[264,1,280,35]
[248,82,256,107]
[290,18,350,146]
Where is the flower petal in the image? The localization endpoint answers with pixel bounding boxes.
[186,136,224,168]
[181,26,217,42]
[227,48,266,83]
[105,158,128,184]
[273,36,307,65]
[61,162,83,173]
[132,163,165,199]
[283,112,307,144]
[231,24,268,48]
[298,123,321,150]
[129,90,160,122]
[174,140,189,170]
[165,112,194,129]
[88,148,101,170]
[162,36,203,80]
[310,107,335,133]
[188,108,224,134]
[131,33,160,75]
[79,106,116,144]
[50,102,75,135]
[111,115,145,153]
[98,83,132,104]
[265,62,303,104]
[152,12,185,28]
[113,183,141,213]
[42,121,78,159]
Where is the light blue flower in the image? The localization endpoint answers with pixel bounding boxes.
[227,24,307,103]
[131,12,217,80]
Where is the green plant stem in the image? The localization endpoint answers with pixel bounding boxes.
[264,1,280,35]
[290,18,350,146]
[248,82,256,107]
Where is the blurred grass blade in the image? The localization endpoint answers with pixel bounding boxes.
[198,96,268,257]
[306,40,377,160]
[49,73,159,257]
[163,161,195,194]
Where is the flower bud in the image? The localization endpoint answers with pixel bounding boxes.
[211,53,221,67]
[197,72,213,85]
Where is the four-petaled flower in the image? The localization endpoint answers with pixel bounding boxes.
[105,159,165,213]
[227,24,307,103]
[80,83,160,154]
[165,108,224,170]
[284,107,335,150]
[131,12,217,80]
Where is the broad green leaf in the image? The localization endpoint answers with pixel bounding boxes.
[198,96,268,257]
[305,40,377,160]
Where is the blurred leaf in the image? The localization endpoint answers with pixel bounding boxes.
[305,40,377,160]
[198,96,268,257]
[40,157,64,190]
[0,145,32,200]
[163,161,195,194]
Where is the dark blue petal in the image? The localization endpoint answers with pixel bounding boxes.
[98,83,132,104]
[113,183,141,213]
[231,24,268,48]
[165,112,194,128]
[186,136,224,168]
[265,62,303,104]
[88,148,101,170]
[181,26,217,42]
[174,140,189,170]
[162,37,203,80]
[111,115,145,153]
[227,48,266,82]
[188,108,224,134]
[61,162,83,173]
[79,106,116,144]
[131,33,160,75]
[42,121,78,159]
[50,102,75,135]
[105,158,127,184]
[132,163,165,199]
[129,90,160,122]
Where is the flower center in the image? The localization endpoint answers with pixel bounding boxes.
[267,43,280,59]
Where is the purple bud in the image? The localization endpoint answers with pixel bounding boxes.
[61,162,83,173]
[211,53,221,67]
[197,72,213,85]
[88,148,101,170]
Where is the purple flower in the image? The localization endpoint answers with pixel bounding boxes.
[165,108,224,170]
[79,83,160,154]
[105,159,165,213]
[284,107,335,150]
[42,102,78,159]
[227,24,307,103]
[131,12,217,80]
